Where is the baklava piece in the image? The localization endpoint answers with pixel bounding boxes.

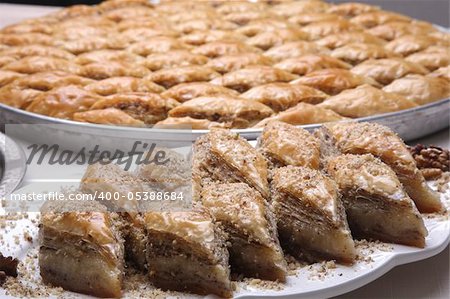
[301,19,363,41]
[169,96,273,128]
[147,66,221,89]
[367,21,437,41]
[428,66,450,82]
[85,77,165,96]
[141,50,208,71]
[326,154,428,248]
[0,32,52,46]
[73,108,145,127]
[180,29,247,46]
[254,102,346,128]
[330,43,398,65]
[350,11,411,28]
[318,84,417,117]
[327,2,380,17]
[192,40,261,58]
[405,47,450,71]
[206,53,274,74]
[382,75,450,105]
[2,56,81,74]
[351,58,429,85]
[0,45,75,60]
[74,49,144,65]
[26,85,102,119]
[211,66,298,93]
[78,62,150,80]
[241,82,328,112]
[39,200,124,298]
[236,19,294,37]
[154,116,227,129]
[89,92,179,124]
[174,18,238,34]
[289,13,344,26]
[193,128,270,199]
[271,1,330,17]
[271,166,356,264]
[201,183,287,281]
[264,41,330,62]
[161,82,239,103]
[258,121,320,169]
[385,35,448,57]
[291,68,381,95]
[274,54,352,76]
[246,28,309,50]
[143,209,233,297]
[315,32,386,49]
[0,70,24,87]
[316,122,443,213]
[126,37,190,56]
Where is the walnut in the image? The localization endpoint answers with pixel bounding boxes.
[408,144,449,179]
[0,254,19,278]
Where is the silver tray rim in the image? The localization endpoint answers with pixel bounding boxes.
[1,97,449,136]
[0,132,27,198]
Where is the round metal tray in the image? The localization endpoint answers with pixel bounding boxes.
[0,98,448,147]
[0,132,27,198]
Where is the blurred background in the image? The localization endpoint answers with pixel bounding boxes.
[0,0,449,27]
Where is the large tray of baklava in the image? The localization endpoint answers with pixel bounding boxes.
[0,0,449,141]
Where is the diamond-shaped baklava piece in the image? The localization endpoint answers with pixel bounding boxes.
[206,53,274,74]
[274,54,351,76]
[143,209,233,297]
[193,128,269,199]
[201,183,287,281]
[147,66,221,89]
[161,82,239,103]
[258,121,320,169]
[326,154,428,247]
[316,122,443,213]
[271,166,356,264]
[39,200,124,298]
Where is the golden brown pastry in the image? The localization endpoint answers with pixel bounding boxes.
[382,74,450,105]
[350,11,411,28]
[126,37,190,56]
[89,92,179,124]
[0,83,42,109]
[318,84,417,117]
[78,62,150,80]
[74,49,144,65]
[144,209,233,297]
[211,66,298,92]
[254,102,346,127]
[206,53,273,74]
[85,77,165,96]
[2,56,81,74]
[274,54,351,76]
[315,32,386,49]
[1,22,54,34]
[264,41,330,61]
[367,21,437,41]
[217,1,267,14]
[39,200,124,298]
[0,45,75,60]
[327,2,380,17]
[174,18,238,34]
[161,82,239,103]
[301,19,363,40]
[169,96,273,128]
[0,70,24,87]
[246,28,309,50]
[241,82,328,112]
[271,165,356,264]
[180,29,247,46]
[73,108,145,127]
[52,36,120,55]
[0,32,52,46]
[200,183,287,281]
[0,56,16,68]
[288,12,344,26]
[147,66,221,89]
[192,40,262,58]
[98,0,152,11]
[154,116,228,129]
[428,65,450,82]
[291,68,381,95]
[330,43,398,65]
[52,25,112,40]
[316,122,443,213]
[236,19,294,37]
[326,154,428,248]
[351,58,429,85]
[223,10,277,26]
[141,50,208,71]
[385,35,448,57]
[271,0,330,17]
[258,121,320,169]
[193,128,270,198]
[167,10,219,24]
[405,48,450,71]
[26,85,102,119]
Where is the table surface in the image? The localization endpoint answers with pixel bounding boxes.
[0,3,449,299]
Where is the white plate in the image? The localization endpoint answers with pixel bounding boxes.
[0,180,449,299]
